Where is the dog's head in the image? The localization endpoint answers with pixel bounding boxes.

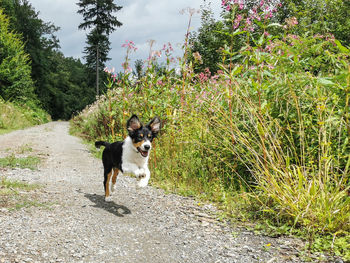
[126,115,161,158]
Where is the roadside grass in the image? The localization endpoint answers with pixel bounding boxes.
[0,145,45,210]
[0,177,48,210]
[0,154,40,170]
[0,128,13,135]
[0,99,50,135]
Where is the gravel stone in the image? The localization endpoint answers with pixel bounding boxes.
[0,122,309,262]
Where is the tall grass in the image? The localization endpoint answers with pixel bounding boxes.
[209,75,350,230]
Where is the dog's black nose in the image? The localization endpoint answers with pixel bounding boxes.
[144,145,150,151]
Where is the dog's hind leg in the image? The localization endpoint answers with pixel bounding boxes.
[104,167,113,202]
[111,168,119,193]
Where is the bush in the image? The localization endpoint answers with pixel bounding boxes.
[0,9,37,102]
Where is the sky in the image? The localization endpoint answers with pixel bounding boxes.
[29,0,222,72]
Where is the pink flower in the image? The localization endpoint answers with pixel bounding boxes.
[151,50,162,58]
[246,17,252,25]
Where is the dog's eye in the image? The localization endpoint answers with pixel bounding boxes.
[147,134,151,138]
[140,134,143,138]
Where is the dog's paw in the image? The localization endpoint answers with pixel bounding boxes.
[105,196,112,202]
[137,173,146,180]
[137,179,149,188]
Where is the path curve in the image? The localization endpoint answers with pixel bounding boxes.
[0,122,302,262]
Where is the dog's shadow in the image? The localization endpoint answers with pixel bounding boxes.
[81,191,131,217]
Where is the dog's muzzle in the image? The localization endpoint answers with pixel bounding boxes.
[137,145,150,157]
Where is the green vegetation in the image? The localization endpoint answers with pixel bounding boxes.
[0,99,50,134]
[0,177,45,210]
[71,0,350,260]
[0,7,49,129]
[0,9,36,102]
[0,154,40,170]
[0,0,96,120]
[0,178,38,193]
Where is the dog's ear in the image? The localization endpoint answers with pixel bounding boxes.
[147,117,161,136]
[127,115,142,133]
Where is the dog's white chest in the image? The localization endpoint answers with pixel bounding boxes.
[122,137,149,170]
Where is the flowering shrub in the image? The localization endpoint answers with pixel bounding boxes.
[221,0,282,32]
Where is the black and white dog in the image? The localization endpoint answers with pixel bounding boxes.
[95,115,161,201]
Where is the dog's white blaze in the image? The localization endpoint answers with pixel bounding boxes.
[141,141,151,151]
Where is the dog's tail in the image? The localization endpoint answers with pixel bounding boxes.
[95,141,110,149]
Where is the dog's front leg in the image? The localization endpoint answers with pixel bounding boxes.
[122,164,147,181]
[137,167,150,188]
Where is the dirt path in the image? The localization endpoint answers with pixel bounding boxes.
[0,122,302,263]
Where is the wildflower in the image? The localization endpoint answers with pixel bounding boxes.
[246,17,252,25]
[285,17,298,28]
[234,14,243,29]
[122,40,137,52]
[193,52,203,64]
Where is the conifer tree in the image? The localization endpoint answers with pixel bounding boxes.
[77,0,122,96]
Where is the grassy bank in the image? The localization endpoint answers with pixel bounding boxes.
[0,99,50,134]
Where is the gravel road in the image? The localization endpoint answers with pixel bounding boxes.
[0,122,304,263]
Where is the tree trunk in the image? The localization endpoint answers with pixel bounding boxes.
[96,46,99,96]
